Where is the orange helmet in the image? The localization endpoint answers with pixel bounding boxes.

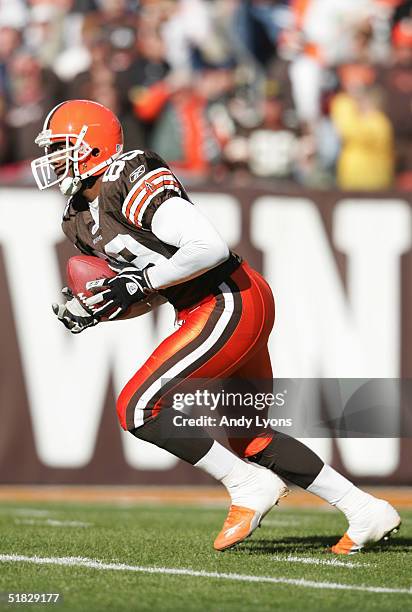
[31,99,124,195]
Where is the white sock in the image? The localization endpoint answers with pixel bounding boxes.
[307,464,354,505]
[195,441,282,511]
[195,440,240,481]
[307,464,371,516]
[335,486,374,522]
[195,440,254,506]
[194,440,247,482]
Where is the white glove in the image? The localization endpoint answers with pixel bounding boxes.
[52,287,99,334]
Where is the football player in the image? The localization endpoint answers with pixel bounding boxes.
[32,99,400,554]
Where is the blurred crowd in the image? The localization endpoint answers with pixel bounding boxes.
[1,0,412,190]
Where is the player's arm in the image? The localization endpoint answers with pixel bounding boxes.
[146,196,229,289]
[85,196,229,319]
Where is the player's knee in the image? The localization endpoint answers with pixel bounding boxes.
[116,387,138,431]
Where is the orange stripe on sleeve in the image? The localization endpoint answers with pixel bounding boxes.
[131,179,181,226]
[125,169,173,219]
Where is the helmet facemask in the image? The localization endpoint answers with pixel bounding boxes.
[31,125,92,195]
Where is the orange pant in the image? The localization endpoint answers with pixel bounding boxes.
[117,261,275,457]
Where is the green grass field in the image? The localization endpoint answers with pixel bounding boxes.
[0,501,410,611]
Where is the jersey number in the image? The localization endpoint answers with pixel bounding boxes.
[102,150,143,182]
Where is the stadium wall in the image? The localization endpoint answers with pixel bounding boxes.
[0,185,411,485]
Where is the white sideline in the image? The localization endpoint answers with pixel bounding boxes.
[0,555,411,595]
[272,555,373,569]
[14,509,52,517]
[0,508,51,517]
[15,519,91,528]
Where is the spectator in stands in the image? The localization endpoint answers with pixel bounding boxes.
[223,80,298,181]
[148,65,235,179]
[0,0,408,191]
[54,0,138,82]
[121,19,170,143]
[376,17,412,188]
[122,26,170,95]
[82,0,138,72]
[6,50,64,162]
[0,92,10,165]
[67,32,145,148]
[0,0,27,34]
[231,0,288,68]
[0,12,25,98]
[52,0,96,82]
[67,37,115,100]
[331,66,394,190]
[25,3,66,69]
[161,0,216,74]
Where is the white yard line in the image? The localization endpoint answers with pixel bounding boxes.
[0,508,52,517]
[0,555,410,595]
[263,519,301,527]
[272,555,373,569]
[13,509,52,516]
[14,519,92,528]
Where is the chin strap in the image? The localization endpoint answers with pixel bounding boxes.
[60,176,82,196]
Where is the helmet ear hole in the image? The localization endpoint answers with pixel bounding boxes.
[91,148,100,157]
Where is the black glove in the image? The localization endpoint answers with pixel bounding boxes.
[52,287,100,334]
[84,265,154,320]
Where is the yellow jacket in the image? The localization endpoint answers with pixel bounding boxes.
[331,93,394,190]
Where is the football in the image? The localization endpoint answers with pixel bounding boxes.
[67,255,116,299]
[66,255,155,320]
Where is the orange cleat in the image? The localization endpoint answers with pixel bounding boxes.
[213,464,288,551]
[331,499,401,555]
[331,532,360,555]
[213,505,262,551]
